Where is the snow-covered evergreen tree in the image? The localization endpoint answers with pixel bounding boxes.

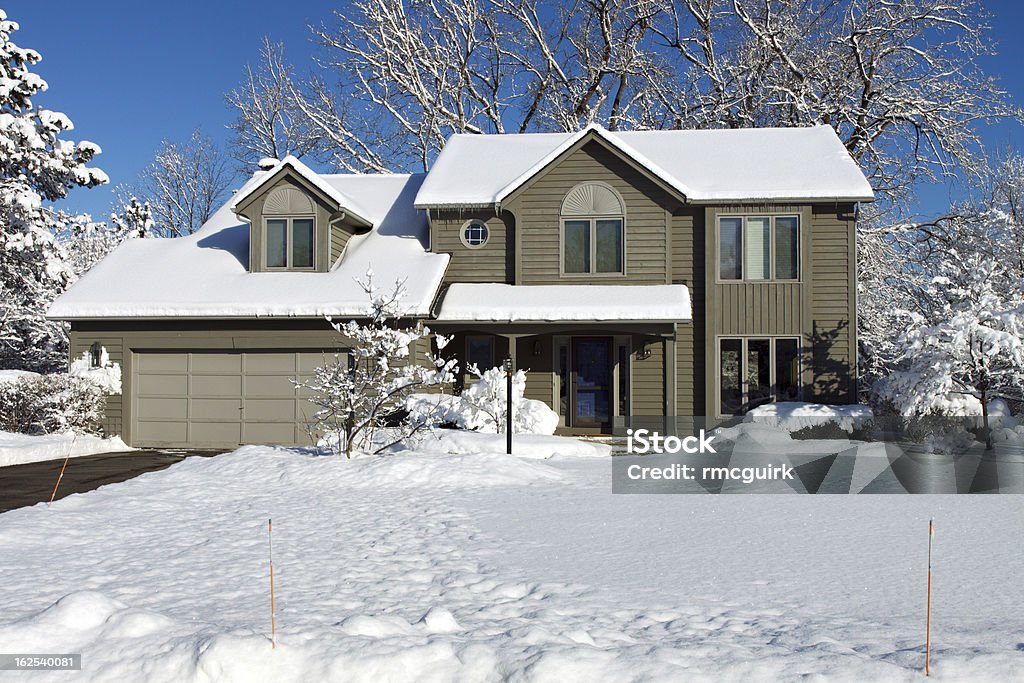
[62,194,154,278]
[300,271,457,458]
[876,251,1024,448]
[0,9,108,372]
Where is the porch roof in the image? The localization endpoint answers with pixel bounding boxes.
[434,284,692,323]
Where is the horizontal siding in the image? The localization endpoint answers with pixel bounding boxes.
[631,336,665,415]
[433,210,511,283]
[810,206,855,402]
[511,141,673,285]
[70,332,125,437]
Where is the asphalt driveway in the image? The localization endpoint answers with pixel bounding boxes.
[0,450,222,513]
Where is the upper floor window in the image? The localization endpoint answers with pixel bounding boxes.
[718,215,799,281]
[561,182,625,275]
[460,220,489,249]
[263,187,315,270]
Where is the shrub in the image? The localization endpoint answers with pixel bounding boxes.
[0,374,104,436]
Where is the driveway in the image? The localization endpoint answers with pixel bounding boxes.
[0,450,222,513]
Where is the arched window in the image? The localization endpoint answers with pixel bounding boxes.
[560,182,625,275]
[263,187,316,270]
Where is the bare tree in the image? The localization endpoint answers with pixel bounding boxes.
[137,129,234,237]
[655,0,1019,208]
[241,0,1017,208]
[225,38,322,166]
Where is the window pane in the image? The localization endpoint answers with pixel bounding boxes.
[718,218,742,279]
[266,219,287,268]
[745,217,770,280]
[775,338,800,401]
[564,220,590,273]
[595,219,623,273]
[720,338,743,415]
[292,218,314,268]
[774,217,799,279]
[747,339,772,409]
[467,336,493,373]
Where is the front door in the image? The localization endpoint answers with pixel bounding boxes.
[571,337,612,430]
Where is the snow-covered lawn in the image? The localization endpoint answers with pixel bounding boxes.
[0,430,130,467]
[0,444,1021,681]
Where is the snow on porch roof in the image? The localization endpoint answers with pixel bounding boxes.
[414,124,874,207]
[434,284,692,323]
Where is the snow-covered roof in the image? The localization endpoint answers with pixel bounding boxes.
[230,155,374,226]
[434,284,692,322]
[414,124,874,207]
[48,174,450,319]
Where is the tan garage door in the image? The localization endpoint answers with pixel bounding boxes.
[132,350,340,448]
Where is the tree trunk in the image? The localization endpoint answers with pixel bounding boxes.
[980,388,993,451]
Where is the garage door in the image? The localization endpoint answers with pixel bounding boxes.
[132,350,341,448]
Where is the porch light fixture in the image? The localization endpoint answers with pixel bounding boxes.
[637,342,652,360]
[89,342,102,368]
[532,340,542,356]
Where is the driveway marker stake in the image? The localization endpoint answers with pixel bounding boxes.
[925,518,933,676]
[269,518,276,649]
[48,433,77,508]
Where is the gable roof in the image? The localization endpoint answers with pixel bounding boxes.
[414,124,874,208]
[230,155,374,226]
[49,174,449,320]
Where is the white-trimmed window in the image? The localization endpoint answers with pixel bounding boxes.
[263,186,316,270]
[718,215,799,281]
[460,220,490,249]
[718,337,801,415]
[561,182,625,275]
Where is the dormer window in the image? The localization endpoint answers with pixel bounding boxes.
[263,187,316,271]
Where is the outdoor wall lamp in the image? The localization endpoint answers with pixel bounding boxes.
[89,342,102,368]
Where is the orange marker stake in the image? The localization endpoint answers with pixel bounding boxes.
[925,518,933,676]
[269,518,276,650]
[48,434,77,508]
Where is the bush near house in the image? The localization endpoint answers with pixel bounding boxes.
[0,374,105,436]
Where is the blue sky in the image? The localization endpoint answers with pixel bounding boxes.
[6,0,1024,220]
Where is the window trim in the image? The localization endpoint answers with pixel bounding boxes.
[715,335,803,417]
[716,214,801,283]
[559,216,627,277]
[264,215,317,271]
[459,219,490,250]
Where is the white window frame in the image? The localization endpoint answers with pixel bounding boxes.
[264,215,316,271]
[716,214,800,283]
[459,219,490,249]
[716,335,803,417]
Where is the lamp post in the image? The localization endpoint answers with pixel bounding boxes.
[504,356,513,455]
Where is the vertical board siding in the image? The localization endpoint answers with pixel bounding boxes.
[672,209,703,415]
[508,141,674,285]
[714,283,804,335]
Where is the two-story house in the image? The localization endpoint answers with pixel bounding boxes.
[48,124,873,447]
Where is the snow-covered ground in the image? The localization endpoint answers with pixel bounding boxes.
[0,430,130,467]
[0,443,1022,681]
